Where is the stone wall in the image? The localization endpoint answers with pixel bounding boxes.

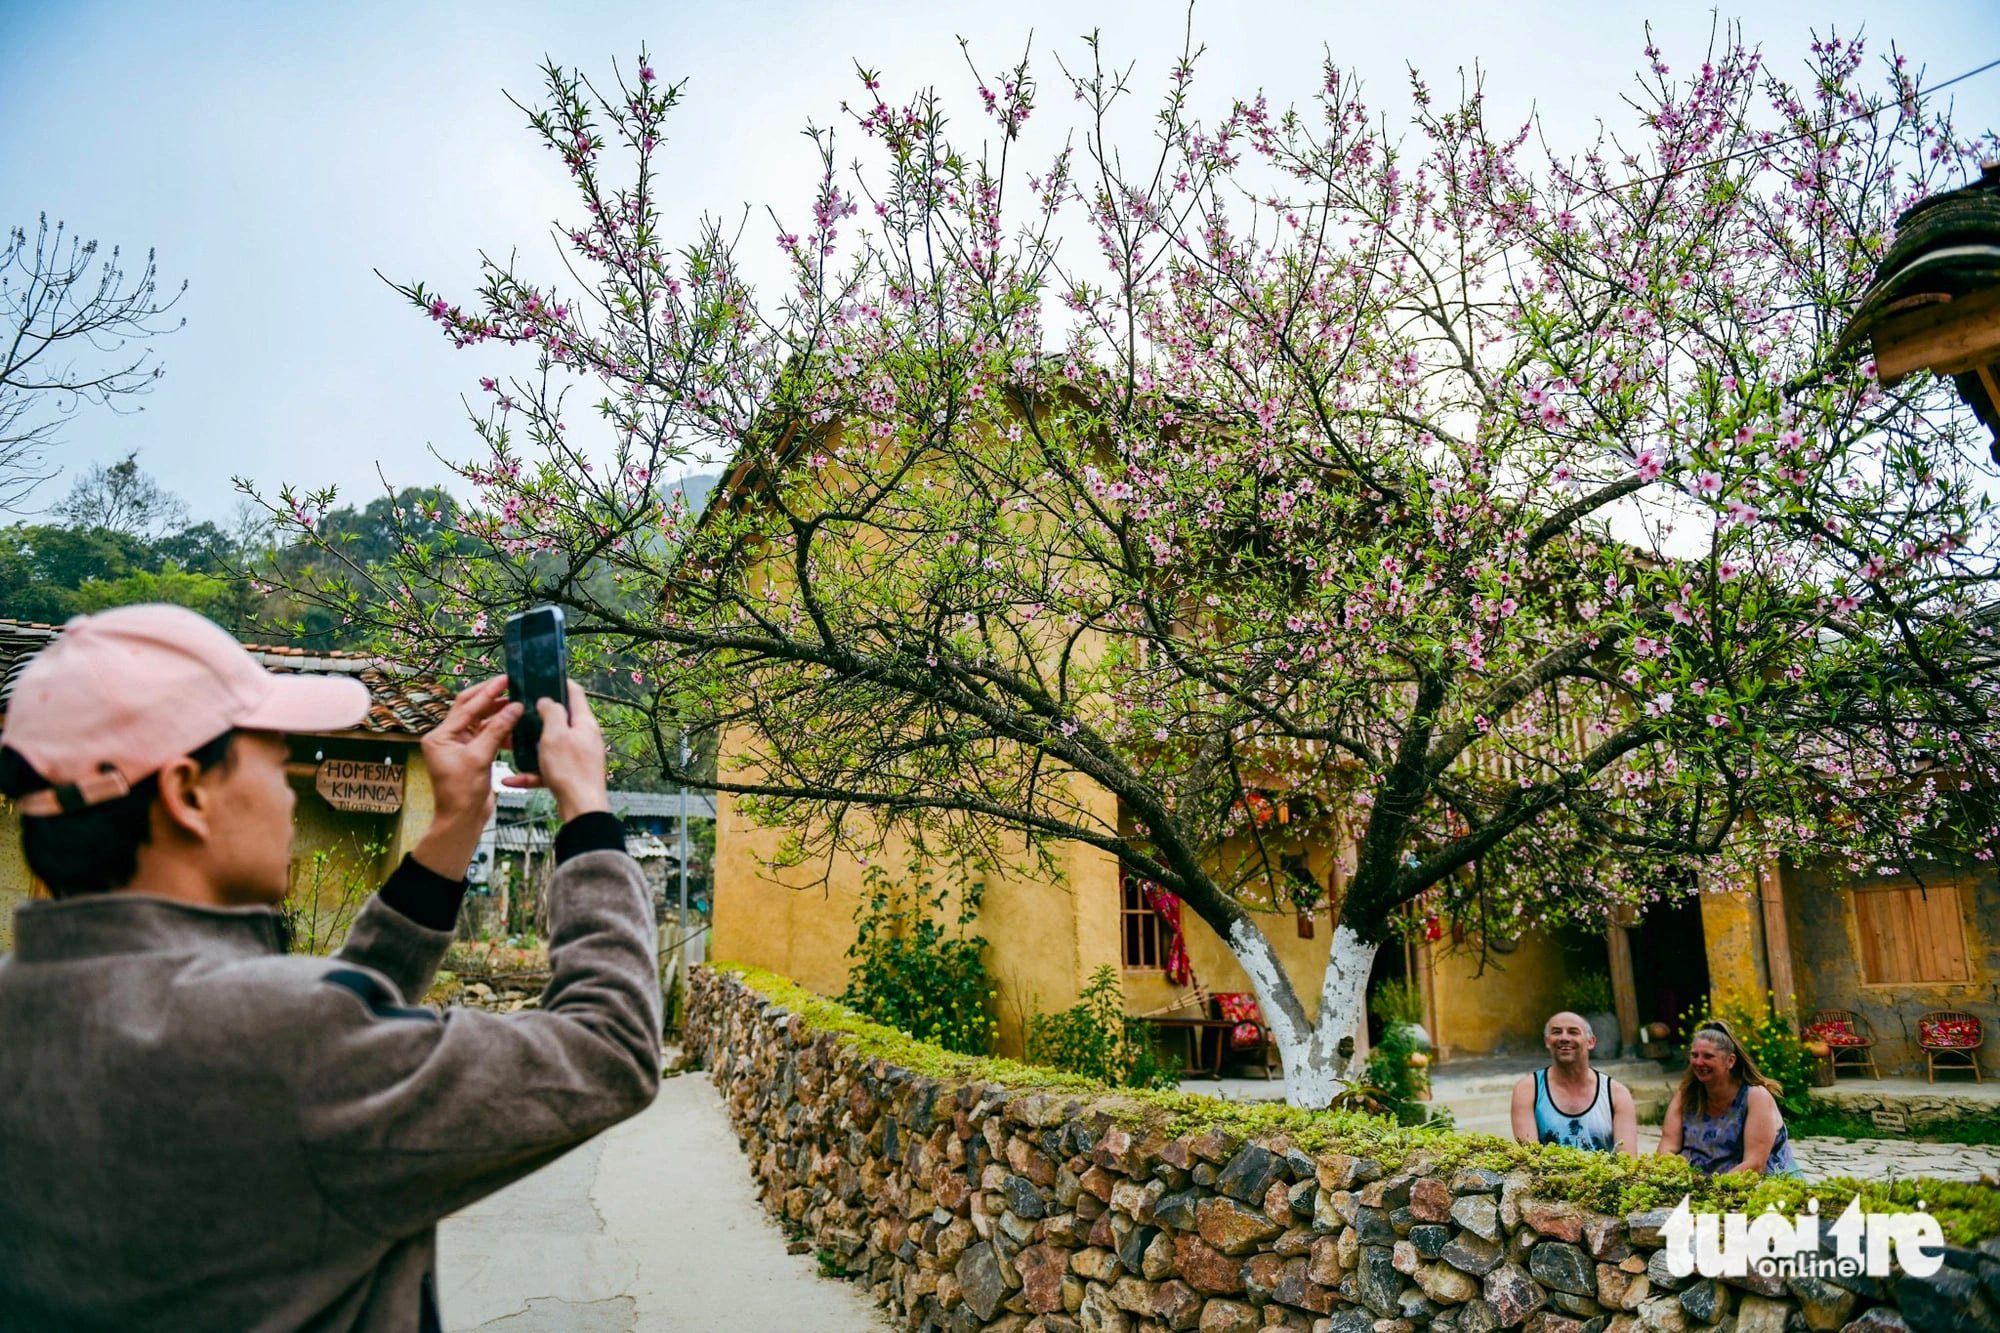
[688,967,1995,1333]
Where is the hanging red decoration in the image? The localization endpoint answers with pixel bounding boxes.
[1141,880,1196,987]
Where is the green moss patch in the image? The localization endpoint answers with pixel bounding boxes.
[709,964,2000,1244]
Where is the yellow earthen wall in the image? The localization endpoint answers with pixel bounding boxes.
[1426,929,1570,1058]
[711,775,1118,1056]
[1699,883,1765,1000]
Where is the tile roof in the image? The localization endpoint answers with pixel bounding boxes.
[494,786,715,821]
[0,618,450,739]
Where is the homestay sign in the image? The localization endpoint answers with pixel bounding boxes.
[315,759,405,814]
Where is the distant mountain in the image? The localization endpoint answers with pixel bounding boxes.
[668,472,717,519]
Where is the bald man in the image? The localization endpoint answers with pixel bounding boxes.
[1510,1011,1638,1154]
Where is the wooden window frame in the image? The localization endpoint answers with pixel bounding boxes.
[1849,880,1974,988]
[1120,870,1169,972]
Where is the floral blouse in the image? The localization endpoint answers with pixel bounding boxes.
[1679,1082,1797,1176]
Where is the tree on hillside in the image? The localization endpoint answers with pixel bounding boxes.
[1,216,186,514]
[266,32,2000,1104]
[56,451,188,538]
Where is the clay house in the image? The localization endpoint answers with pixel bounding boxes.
[697,402,1993,1078]
[691,419,1635,1068]
[0,618,450,953]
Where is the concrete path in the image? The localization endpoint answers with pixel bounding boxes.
[436,1073,892,1331]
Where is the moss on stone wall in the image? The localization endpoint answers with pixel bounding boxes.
[718,962,2000,1246]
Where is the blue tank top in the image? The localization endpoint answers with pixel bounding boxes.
[1533,1067,1616,1152]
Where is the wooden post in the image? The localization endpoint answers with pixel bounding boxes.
[1418,934,1442,1063]
[1607,923,1641,1055]
[1757,863,1798,1023]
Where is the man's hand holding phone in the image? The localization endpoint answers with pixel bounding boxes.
[502,681,611,824]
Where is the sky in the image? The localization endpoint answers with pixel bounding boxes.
[3,0,1998,524]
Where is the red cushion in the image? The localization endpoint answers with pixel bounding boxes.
[1214,993,1265,1050]
[1806,1020,1870,1048]
[1919,1017,1981,1049]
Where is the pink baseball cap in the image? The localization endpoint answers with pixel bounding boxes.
[2,604,369,816]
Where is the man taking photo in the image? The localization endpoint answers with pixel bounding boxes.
[0,604,660,1330]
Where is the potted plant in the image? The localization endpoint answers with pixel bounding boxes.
[1370,978,1430,1053]
[1559,972,1620,1059]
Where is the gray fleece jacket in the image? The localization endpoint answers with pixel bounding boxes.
[0,834,660,1331]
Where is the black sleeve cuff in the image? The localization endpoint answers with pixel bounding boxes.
[377,854,468,933]
[555,810,626,863]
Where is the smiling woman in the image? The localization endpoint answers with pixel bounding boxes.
[1661,1022,1800,1177]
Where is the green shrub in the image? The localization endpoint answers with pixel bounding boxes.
[1026,966,1178,1090]
[1683,991,1819,1119]
[282,836,386,955]
[1369,977,1424,1028]
[841,864,997,1055]
[1362,1022,1432,1125]
[1559,971,1615,1014]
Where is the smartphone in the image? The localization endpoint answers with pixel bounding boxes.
[502,605,568,774]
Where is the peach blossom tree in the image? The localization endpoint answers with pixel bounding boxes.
[257,30,2000,1104]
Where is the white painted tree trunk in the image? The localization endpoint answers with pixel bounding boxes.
[1227,917,1381,1109]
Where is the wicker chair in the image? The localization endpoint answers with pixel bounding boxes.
[1804,1008,1880,1080]
[1917,1010,1984,1084]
